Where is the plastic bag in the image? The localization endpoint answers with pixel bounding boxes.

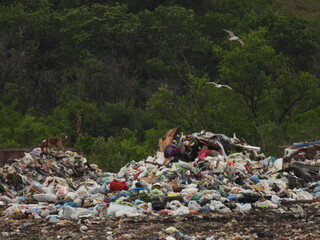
[236,203,252,212]
[56,185,69,197]
[188,200,201,211]
[61,205,77,219]
[109,180,128,191]
[33,193,58,203]
[171,206,189,216]
[107,203,135,217]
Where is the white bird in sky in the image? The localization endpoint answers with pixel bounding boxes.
[223,29,244,45]
[205,81,233,90]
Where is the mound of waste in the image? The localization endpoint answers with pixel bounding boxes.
[0,128,319,227]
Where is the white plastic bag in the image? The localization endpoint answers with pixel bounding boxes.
[33,193,58,203]
[171,206,189,216]
[236,203,252,212]
[107,203,135,217]
[61,205,77,219]
[188,200,201,211]
[166,200,182,210]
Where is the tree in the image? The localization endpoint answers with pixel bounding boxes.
[0,5,37,96]
[215,27,319,153]
[287,106,320,143]
[136,6,211,89]
[258,11,319,72]
[90,128,152,172]
[0,101,22,148]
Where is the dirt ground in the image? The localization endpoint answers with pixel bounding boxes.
[0,204,319,240]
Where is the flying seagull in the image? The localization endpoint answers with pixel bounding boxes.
[205,81,233,90]
[223,29,244,45]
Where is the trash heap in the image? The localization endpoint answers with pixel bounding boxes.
[0,129,319,224]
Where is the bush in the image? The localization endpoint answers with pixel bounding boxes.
[89,128,153,172]
[74,133,95,155]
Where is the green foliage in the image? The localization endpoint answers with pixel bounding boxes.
[74,134,95,155]
[136,6,210,87]
[287,107,320,143]
[0,101,59,148]
[13,115,50,147]
[145,75,250,138]
[146,85,180,128]
[0,0,319,167]
[215,27,319,153]
[118,128,153,161]
[258,11,319,71]
[0,101,22,148]
[60,4,138,59]
[82,102,144,138]
[89,128,153,172]
[46,106,73,138]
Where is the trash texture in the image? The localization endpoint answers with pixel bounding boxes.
[0,129,319,239]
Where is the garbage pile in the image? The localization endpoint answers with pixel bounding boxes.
[0,129,319,228]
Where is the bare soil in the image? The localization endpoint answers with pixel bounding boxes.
[0,205,319,240]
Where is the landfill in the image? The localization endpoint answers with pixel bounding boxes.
[0,128,319,240]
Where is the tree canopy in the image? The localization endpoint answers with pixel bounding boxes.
[0,0,319,170]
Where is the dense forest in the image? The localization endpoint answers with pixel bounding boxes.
[0,0,319,171]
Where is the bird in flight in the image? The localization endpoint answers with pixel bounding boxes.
[205,81,233,90]
[223,29,244,45]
